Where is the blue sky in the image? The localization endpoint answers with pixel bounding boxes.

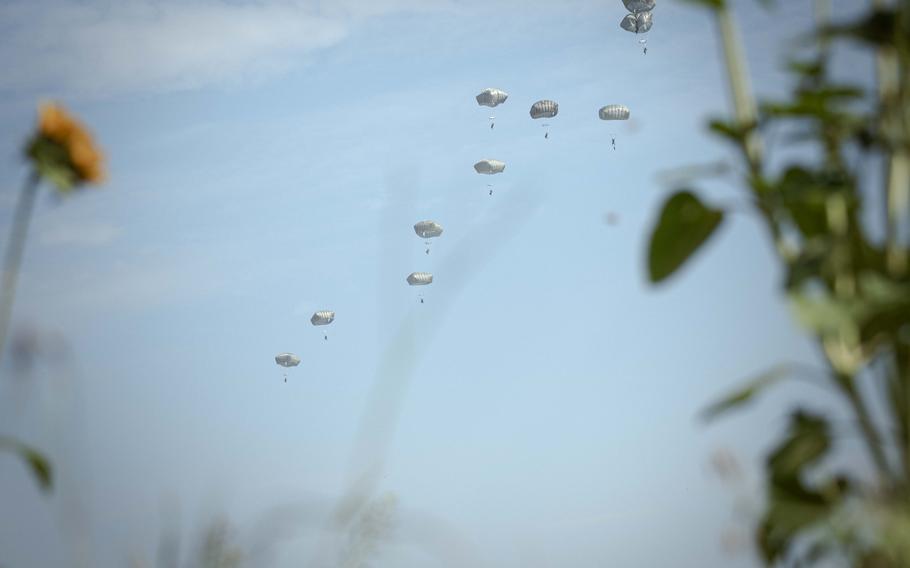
[0,1,877,566]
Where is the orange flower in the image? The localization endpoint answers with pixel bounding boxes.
[29,102,106,188]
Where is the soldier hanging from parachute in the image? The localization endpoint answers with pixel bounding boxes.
[414,221,443,255]
[529,99,558,139]
[474,159,505,196]
[475,88,508,129]
[275,352,300,383]
[311,310,335,340]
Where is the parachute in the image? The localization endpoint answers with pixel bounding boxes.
[529,100,558,120]
[620,11,652,33]
[599,105,631,120]
[407,272,433,286]
[310,311,335,326]
[414,221,443,254]
[311,310,335,340]
[408,272,432,303]
[275,352,300,383]
[275,353,301,367]
[622,0,655,12]
[414,221,443,239]
[474,159,505,174]
[474,160,505,195]
[600,105,631,150]
[476,88,508,107]
[476,88,508,128]
[620,0,653,52]
[530,100,558,138]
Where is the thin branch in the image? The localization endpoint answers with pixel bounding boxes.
[0,171,40,367]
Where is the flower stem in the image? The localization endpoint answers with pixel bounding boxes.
[0,171,41,365]
[714,3,762,169]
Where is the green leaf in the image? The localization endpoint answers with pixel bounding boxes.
[22,449,52,492]
[789,292,860,345]
[857,274,910,344]
[707,118,755,145]
[790,273,910,346]
[784,240,829,290]
[778,167,830,237]
[0,437,53,492]
[786,58,825,81]
[758,412,841,563]
[819,9,902,49]
[677,0,724,9]
[701,365,791,422]
[647,190,724,283]
[768,411,831,482]
[758,491,833,562]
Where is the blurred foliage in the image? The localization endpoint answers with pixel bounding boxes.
[648,1,910,565]
[197,520,244,568]
[0,436,52,492]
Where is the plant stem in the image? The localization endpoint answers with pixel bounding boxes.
[714,3,762,169]
[889,342,910,484]
[0,171,40,366]
[873,0,910,275]
[833,366,895,486]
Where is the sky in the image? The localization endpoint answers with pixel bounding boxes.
[0,1,880,567]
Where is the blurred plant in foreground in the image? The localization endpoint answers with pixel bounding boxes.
[647,0,910,565]
[0,102,106,494]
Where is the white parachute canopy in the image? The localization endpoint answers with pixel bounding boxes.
[620,11,652,33]
[310,311,335,326]
[475,88,508,108]
[529,100,559,119]
[474,159,505,174]
[599,104,631,120]
[623,0,655,12]
[414,221,443,239]
[407,272,433,286]
[275,353,301,367]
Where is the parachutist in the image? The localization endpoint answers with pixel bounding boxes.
[275,352,300,381]
[425,248,430,254]
[324,334,328,341]
[644,47,647,55]
[490,123,494,129]
[544,132,549,139]
[612,137,616,150]
[489,189,493,196]
[420,298,424,304]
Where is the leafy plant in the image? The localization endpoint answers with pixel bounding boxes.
[647,1,910,565]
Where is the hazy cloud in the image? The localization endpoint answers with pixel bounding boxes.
[0,0,452,99]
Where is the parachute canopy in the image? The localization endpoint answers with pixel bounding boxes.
[476,88,508,108]
[414,221,443,239]
[622,0,655,12]
[310,311,335,326]
[474,159,505,174]
[599,105,631,120]
[407,272,433,286]
[275,353,301,367]
[529,100,558,119]
[620,11,652,33]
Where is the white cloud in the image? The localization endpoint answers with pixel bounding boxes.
[0,0,452,99]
